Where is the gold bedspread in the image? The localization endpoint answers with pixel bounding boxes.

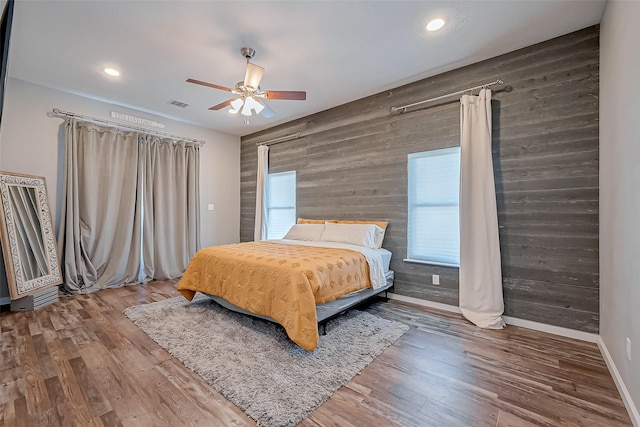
[177,241,372,351]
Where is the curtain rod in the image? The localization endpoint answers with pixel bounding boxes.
[390,79,504,113]
[49,108,207,145]
[255,132,300,146]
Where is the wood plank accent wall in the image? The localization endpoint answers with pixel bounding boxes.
[240,26,600,333]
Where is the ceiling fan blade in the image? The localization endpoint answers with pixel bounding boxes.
[244,63,265,90]
[186,78,232,92]
[209,99,234,110]
[264,90,307,100]
[256,98,276,118]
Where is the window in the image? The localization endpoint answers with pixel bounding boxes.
[266,170,296,239]
[407,147,461,267]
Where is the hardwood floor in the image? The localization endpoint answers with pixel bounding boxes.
[0,280,632,426]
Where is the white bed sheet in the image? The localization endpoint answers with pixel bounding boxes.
[379,250,392,272]
[271,239,391,289]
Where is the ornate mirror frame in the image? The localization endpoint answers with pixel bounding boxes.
[0,171,62,299]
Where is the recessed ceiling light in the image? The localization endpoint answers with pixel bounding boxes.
[104,68,120,76]
[426,18,445,32]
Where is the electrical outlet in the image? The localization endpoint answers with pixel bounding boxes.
[627,338,632,361]
[432,274,440,285]
[207,204,215,211]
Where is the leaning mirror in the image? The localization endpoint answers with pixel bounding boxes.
[0,171,62,299]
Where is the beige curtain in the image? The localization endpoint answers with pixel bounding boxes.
[140,135,200,280]
[459,89,505,329]
[254,145,269,241]
[57,119,142,293]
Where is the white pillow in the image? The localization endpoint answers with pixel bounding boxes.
[320,222,379,249]
[373,227,386,249]
[283,224,325,241]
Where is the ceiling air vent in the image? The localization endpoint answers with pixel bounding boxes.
[168,99,189,108]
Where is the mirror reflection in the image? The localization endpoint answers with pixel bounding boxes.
[7,184,49,281]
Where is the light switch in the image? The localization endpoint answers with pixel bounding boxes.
[432,274,440,285]
[207,204,215,211]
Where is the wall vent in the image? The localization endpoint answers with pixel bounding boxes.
[168,99,189,108]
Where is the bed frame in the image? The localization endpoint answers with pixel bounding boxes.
[206,271,394,336]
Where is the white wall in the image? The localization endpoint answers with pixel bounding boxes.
[600,0,640,423]
[0,78,240,299]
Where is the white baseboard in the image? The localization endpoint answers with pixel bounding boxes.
[0,297,10,306]
[502,315,598,343]
[388,293,462,314]
[598,337,640,427]
[387,293,598,343]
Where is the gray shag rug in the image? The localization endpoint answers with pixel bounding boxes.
[124,294,408,427]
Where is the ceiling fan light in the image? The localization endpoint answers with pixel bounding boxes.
[244,63,265,91]
[229,98,244,114]
[241,101,252,116]
[244,96,264,115]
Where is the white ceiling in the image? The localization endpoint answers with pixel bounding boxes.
[8,1,606,137]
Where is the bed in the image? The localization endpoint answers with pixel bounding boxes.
[177,220,392,351]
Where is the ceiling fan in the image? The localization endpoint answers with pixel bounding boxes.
[187,47,306,120]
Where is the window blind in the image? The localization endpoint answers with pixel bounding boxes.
[407,147,461,266]
[266,171,296,239]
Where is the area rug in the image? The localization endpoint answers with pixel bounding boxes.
[124,294,409,427]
